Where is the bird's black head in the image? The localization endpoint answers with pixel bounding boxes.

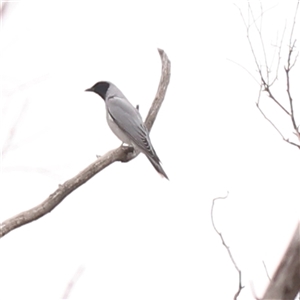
[85,81,110,100]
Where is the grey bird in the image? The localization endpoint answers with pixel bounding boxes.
[85,81,169,180]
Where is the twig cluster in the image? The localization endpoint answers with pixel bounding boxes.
[237,1,300,149]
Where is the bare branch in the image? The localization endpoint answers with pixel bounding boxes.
[236,4,291,116]
[234,3,300,299]
[263,83,290,116]
[255,85,285,140]
[256,101,300,149]
[145,48,171,130]
[269,23,286,86]
[236,5,262,79]
[255,85,297,147]
[262,222,300,300]
[237,2,300,148]
[289,50,299,70]
[211,192,244,299]
[0,49,171,238]
[281,1,300,144]
[249,2,270,84]
[285,40,299,136]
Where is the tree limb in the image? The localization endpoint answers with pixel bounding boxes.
[256,85,300,149]
[262,222,300,300]
[0,49,171,238]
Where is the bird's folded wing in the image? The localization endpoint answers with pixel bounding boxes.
[107,96,159,161]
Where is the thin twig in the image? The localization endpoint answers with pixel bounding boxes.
[236,4,291,116]
[285,41,298,132]
[262,261,271,281]
[249,2,270,84]
[284,0,300,139]
[226,58,260,85]
[269,23,286,86]
[211,192,244,299]
[263,82,290,116]
[284,43,299,138]
[289,0,300,47]
[256,99,300,149]
[269,30,279,78]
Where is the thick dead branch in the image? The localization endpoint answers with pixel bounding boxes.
[0,49,171,238]
[211,193,244,299]
[262,222,300,300]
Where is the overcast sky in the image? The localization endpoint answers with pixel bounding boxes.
[1,1,299,299]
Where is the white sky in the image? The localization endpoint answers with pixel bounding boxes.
[1,1,299,299]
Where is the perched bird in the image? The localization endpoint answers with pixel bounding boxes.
[85,81,168,179]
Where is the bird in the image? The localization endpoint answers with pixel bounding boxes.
[85,81,169,180]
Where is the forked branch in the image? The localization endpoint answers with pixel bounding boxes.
[236,1,300,149]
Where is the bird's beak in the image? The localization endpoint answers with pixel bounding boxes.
[85,87,94,92]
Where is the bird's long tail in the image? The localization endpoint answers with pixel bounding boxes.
[147,156,169,180]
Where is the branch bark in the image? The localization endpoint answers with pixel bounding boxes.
[0,48,171,239]
[262,222,300,300]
